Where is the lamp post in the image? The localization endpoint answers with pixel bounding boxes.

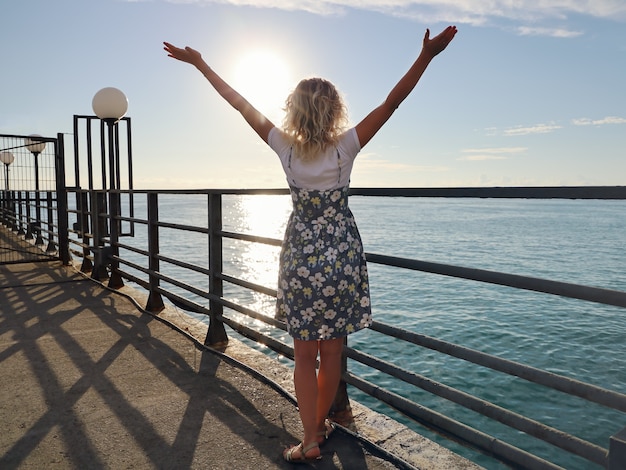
[26,135,46,245]
[0,151,13,189]
[92,87,128,287]
[0,151,14,228]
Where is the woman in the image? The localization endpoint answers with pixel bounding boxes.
[164,24,457,462]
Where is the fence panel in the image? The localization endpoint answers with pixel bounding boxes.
[0,134,61,265]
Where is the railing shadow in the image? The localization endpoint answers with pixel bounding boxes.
[1,264,287,467]
[0,262,392,469]
[0,225,56,265]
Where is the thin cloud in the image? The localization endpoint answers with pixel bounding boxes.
[157,1,626,31]
[503,123,562,136]
[489,116,625,137]
[572,116,626,126]
[516,26,583,38]
[167,0,345,15]
[459,147,526,161]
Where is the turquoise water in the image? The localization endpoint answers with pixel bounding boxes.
[116,194,626,469]
[347,197,626,469]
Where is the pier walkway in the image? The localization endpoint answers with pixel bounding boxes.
[0,260,480,469]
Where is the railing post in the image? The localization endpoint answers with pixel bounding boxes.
[16,192,25,236]
[55,133,71,265]
[45,191,57,253]
[331,337,351,415]
[0,191,6,227]
[77,191,92,272]
[107,189,124,288]
[10,191,18,232]
[33,153,44,246]
[145,192,164,313]
[25,191,33,240]
[206,192,228,346]
[0,191,4,226]
[5,193,11,228]
[91,191,109,280]
[609,426,626,470]
[1,193,6,227]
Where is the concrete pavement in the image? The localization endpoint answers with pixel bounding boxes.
[0,260,480,469]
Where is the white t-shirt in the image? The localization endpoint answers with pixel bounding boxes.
[268,127,361,190]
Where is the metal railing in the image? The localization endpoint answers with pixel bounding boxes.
[0,133,69,265]
[63,185,626,470]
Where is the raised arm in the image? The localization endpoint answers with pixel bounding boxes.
[355,26,457,148]
[163,42,274,143]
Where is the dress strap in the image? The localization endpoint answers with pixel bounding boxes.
[287,146,296,186]
[336,148,341,185]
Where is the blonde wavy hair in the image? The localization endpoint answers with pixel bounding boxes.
[282,78,348,161]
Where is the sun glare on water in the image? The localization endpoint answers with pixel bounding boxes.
[226,194,291,330]
[232,49,293,123]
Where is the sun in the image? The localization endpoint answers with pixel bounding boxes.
[232,49,293,123]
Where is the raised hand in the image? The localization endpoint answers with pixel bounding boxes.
[422,26,458,58]
[163,42,203,67]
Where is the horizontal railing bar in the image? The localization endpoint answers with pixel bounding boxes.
[113,274,210,315]
[219,314,294,360]
[156,285,211,315]
[366,253,626,309]
[116,269,149,290]
[349,186,626,199]
[151,269,211,302]
[370,321,626,413]
[347,347,607,465]
[120,273,285,333]
[116,269,286,336]
[69,248,88,258]
[219,273,277,298]
[157,254,211,277]
[112,258,212,309]
[117,188,291,196]
[0,133,57,145]
[219,230,283,247]
[69,229,94,239]
[114,245,212,280]
[116,241,149,257]
[345,373,564,470]
[116,262,208,312]
[116,257,149,277]
[156,220,209,234]
[218,297,286,331]
[116,186,626,199]
[116,266,213,318]
[116,215,147,225]
[68,239,91,250]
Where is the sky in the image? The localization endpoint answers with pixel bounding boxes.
[1,0,625,189]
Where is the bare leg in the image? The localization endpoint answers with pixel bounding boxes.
[316,337,344,432]
[290,338,321,459]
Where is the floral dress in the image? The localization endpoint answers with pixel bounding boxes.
[276,185,372,340]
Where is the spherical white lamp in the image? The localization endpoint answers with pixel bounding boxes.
[25,134,46,155]
[92,87,128,121]
[0,151,15,166]
[1,151,14,191]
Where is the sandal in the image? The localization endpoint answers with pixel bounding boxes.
[282,442,321,463]
[316,419,336,444]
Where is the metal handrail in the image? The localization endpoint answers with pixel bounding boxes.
[366,253,626,308]
[61,186,626,469]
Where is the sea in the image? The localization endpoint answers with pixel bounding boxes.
[118,193,626,469]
